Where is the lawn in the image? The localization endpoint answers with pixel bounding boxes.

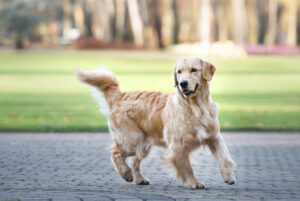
[0,50,299,131]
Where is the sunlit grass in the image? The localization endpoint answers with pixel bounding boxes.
[0,50,299,131]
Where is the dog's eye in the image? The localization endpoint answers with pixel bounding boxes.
[178,70,181,74]
[191,68,197,73]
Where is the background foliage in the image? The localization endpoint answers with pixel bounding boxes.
[0,0,299,49]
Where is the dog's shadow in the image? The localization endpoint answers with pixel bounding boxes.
[104,181,242,200]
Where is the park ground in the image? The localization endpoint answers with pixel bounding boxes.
[0,132,300,201]
[0,50,300,131]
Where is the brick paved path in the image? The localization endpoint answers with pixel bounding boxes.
[0,132,299,201]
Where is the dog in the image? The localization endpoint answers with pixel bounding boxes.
[76,56,236,189]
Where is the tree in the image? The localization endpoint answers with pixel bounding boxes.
[199,0,212,45]
[0,1,39,49]
[157,0,174,48]
[177,0,192,43]
[216,0,231,42]
[126,0,144,46]
[231,0,247,43]
[62,0,74,40]
[81,0,93,37]
[264,0,278,46]
[278,0,299,46]
[92,0,115,42]
[245,0,259,43]
[114,0,126,43]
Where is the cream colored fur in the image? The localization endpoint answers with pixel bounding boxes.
[76,57,236,189]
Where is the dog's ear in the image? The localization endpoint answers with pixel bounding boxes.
[202,62,216,81]
[173,68,178,87]
[173,60,180,87]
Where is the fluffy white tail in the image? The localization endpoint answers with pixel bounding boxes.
[76,67,120,116]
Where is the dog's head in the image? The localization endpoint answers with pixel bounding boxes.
[174,57,216,98]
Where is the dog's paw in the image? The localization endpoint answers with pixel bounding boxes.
[136,178,150,185]
[223,171,235,185]
[221,166,236,185]
[187,180,205,189]
[220,160,236,185]
[225,179,235,185]
[122,170,134,182]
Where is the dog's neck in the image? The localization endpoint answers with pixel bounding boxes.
[175,80,219,135]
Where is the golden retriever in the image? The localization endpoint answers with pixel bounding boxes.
[76,56,236,189]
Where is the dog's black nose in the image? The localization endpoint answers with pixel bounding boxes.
[180,80,188,88]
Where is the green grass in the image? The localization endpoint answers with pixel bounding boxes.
[0,50,299,131]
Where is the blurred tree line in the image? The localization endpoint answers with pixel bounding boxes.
[0,0,299,49]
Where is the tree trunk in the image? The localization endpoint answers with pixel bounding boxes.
[246,0,258,44]
[15,34,24,49]
[173,0,180,44]
[62,0,72,39]
[177,0,191,43]
[297,5,300,45]
[216,0,231,42]
[143,0,160,48]
[231,0,247,43]
[264,0,278,46]
[256,1,268,44]
[126,0,144,46]
[114,0,126,43]
[81,0,93,38]
[158,0,174,48]
[73,2,85,34]
[286,0,298,46]
[92,0,115,42]
[199,0,211,45]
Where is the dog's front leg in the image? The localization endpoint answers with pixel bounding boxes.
[208,135,236,184]
[166,147,205,189]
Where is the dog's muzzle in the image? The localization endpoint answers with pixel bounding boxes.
[181,83,199,97]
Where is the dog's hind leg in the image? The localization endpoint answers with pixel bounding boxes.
[110,124,146,183]
[111,145,134,182]
[129,141,152,185]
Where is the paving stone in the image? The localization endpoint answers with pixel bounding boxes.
[0,132,299,201]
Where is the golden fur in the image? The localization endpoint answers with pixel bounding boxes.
[76,57,236,189]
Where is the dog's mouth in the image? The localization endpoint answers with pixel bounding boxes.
[182,83,199,97]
